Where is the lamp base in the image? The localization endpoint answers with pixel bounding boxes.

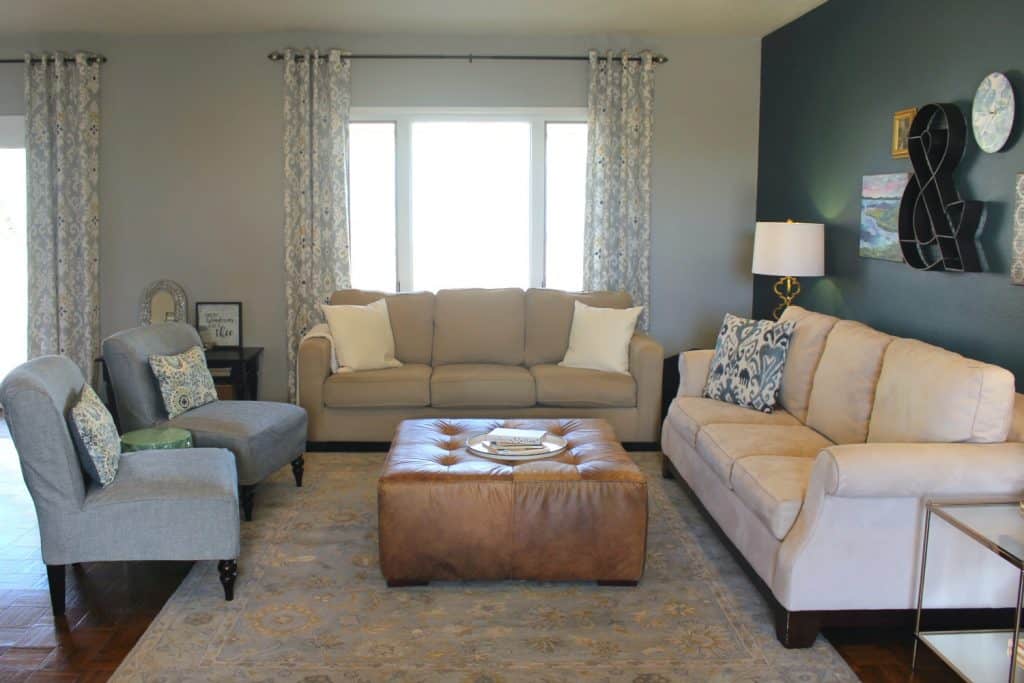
[771,276,801,320]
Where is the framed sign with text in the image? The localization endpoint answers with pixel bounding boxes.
[195,301,243,349]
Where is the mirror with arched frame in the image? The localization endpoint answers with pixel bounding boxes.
[139,279,188,325]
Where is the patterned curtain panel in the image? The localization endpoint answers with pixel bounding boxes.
[583,50,655,330]
[282,49,352,400]
[25,54,101,381]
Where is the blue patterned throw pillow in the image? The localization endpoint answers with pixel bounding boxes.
[149,345,219,419]
[69,384,121,487]
[703,313,795,413]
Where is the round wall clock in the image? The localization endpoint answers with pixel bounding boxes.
[972,72,1015,153]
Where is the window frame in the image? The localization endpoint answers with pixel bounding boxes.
[350,107,588,292]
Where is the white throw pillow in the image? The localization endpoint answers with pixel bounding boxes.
[321,298,403,372]
[559,301,643,374]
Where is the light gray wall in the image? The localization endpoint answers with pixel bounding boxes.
[0,32,760,400]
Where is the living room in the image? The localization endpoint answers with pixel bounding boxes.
[0,0,1021,680]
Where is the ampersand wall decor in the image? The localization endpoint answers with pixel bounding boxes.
[898,103,985,271]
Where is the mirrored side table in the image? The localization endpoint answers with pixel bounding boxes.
[914,501,1024,682]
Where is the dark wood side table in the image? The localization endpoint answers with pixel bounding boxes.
[205,347,263,401]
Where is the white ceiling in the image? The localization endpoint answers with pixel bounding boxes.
[0,0,826,37]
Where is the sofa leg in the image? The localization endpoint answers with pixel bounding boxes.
[775,608,819,648]
[661,453,675,479]
[240,485,255,521]
[46,564,65,616]
[218,559,238,601]
[291,455,305,488]
[598,580,638,587]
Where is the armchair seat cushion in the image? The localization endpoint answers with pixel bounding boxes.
[730,455,814,540]
[666,396,801,448]
[696,423,832,489]
[166,401,307,485]
[75,448,240,562]
[531,365,636,408]
[323,364,431,408]
[430,364,535,408]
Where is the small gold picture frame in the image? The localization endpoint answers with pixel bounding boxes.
[891,108,916,159]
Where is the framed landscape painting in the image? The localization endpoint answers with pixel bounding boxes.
[859,173,909,262]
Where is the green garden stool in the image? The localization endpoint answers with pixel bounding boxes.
[120,427,193,453]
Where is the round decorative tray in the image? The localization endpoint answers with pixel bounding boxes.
[466,433,568,461]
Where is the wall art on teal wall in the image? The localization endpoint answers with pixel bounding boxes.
[1013,173,1024,284]
[859,173,909,262]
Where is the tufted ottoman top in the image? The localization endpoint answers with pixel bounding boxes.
[382,418,645,483]
[378,417,648,584]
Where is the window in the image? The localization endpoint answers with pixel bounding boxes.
[348,109,587,292]
[0,116,26,385]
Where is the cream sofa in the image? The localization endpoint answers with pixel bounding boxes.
[661,305,1024,647]
[299,288,664,443]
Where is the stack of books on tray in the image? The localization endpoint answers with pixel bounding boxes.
[484,427,549,456]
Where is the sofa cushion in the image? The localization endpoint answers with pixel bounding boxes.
[165,400,307,485]
[148,345,219,419]
[321,298,403,371]
[524,289,633,366]
[431,364,535,408]
[666,396,801,448]
[68,384,121,487]
[730,456,814,540]
[433,289,525,365]
[868,339,1016,444]
[696,423,832,488]
[805,321,893,444]
[330,290,435,365]
[531,364,636,408]
[704,314,795,413]
[323,364,431,409]
[777,305,839,423]
[560,301,643,374]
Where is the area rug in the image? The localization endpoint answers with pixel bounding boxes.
[111,452,855,682]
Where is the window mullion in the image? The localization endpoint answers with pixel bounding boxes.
[395,117,413,292]
[530,118,547,289]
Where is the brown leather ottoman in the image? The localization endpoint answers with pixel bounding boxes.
[378,418,648,586]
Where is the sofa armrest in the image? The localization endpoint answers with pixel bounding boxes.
[298,337,331,415]
[773,440,1024,612]
[629,333,664,441]
[813,442,1024,499]
[677,349,714,397]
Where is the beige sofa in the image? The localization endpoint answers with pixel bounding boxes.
[299,288,664,443]
[661,305,1024,647]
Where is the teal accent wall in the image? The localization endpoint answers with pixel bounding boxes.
[755,0,1024,384]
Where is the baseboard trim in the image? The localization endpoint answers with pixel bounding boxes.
[307,441,391,452]
[308,440,659,453]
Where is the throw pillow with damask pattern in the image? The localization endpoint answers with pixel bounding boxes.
[703,313,795,413]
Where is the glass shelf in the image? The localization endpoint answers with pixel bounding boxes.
[920,630,1021,683]
[931,503,1024,568]
[915,501,1024,682]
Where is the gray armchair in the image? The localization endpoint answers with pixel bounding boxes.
[102,322,307,520]
[0,356,240,615]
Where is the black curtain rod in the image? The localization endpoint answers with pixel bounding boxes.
[267,51,667,65]
[0,55,107,64]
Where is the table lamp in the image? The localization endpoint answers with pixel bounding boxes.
[752,220,825,320]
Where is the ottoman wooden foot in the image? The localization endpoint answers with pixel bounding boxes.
[598,580,638,587]
[387,579,429,587]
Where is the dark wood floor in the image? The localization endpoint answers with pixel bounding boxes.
[0,423,960,681]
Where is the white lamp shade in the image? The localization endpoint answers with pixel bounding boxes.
[752,221,825,277]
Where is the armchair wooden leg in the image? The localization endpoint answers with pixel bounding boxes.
[218,559,238,601]
[291,455,305,487]
[240,485,255,522]
[46,564,65,616]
